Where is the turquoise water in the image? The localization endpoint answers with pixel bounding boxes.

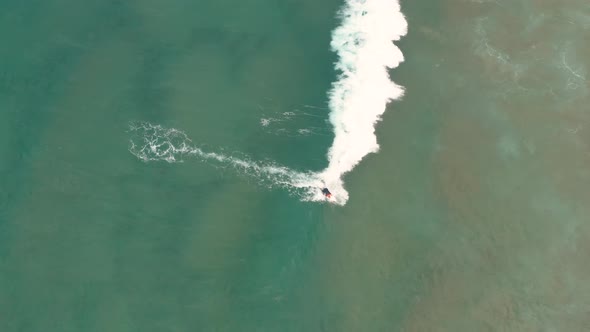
[1,0,589,331]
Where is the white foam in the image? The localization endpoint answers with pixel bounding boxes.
[319,0,407,203]
[128,0,407,206]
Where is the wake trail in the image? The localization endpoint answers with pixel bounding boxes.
[128,121,330,203]
[128,0,407,205]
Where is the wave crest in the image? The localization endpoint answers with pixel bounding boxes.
[322,0,408,201]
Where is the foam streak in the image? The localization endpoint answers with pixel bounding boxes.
[128,122,327,201]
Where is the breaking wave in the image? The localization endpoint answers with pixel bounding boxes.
[129,0,407,205]
[321,0,407,202]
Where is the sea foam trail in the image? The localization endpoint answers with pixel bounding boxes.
[128,122,330,203]
[128,0,407,205]
[319,0,408,203]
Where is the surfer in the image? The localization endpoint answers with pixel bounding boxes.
[321,188,332,199]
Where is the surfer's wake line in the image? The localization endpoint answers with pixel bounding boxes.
[128,0,407,205]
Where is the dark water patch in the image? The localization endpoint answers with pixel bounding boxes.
[126,45,177,124]
[0,0,143,216]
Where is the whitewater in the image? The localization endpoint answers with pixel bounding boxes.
[129,0,407,205]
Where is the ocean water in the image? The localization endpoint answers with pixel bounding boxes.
[1,0,589,331]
